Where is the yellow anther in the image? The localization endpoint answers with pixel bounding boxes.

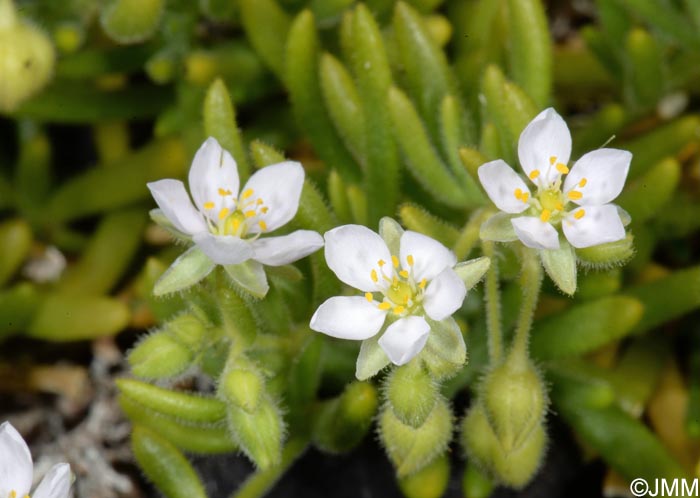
[245,210,256,218]
[258,220,267,231]
[407,255,414,267]
[378,259,386,267]
[218,188,231,196]
[556,163,569,174]
[514,188,523,200]
[391,255,399,268]
[218,208,230,220]
[371,269,378,282]
[10,491,17,498]
[393,305,405,314]
[529,169,540,180]
[555,202,564,211]
[378,302,391,310]
[203,201,215,210]
[261,207,269,213]
[549,156,556,165]
[567,190,583,200]
[521,192,529,202]
[256,198,263,205]
[242,188,254,199]
[419,278,427,289]
[574,209,586,220]
[399,270,409,278]
[579,178,587,187]
[365,292,373,302]
[540,209,551,222]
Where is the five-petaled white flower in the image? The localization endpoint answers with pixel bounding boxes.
[310,225,466,366]
[147,137,323,267]
[478,108,632,250]
[0,422,71,498]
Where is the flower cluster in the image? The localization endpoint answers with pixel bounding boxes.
[0,422,71,498]
[478,108,631,250]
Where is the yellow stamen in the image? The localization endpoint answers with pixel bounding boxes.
[242,188,254,199]
[540,209,551,222]
[218,188,231,196]
[549,156,556,165]
[399,270,409,278]
[419,278,427,289]
[203,201,215,210]
[579,178,587,187]
[261,207,269,213]
[218,208,230,220]
[256,198,263,205]
[556,163,569,174]
[245,210,256,218]
[555,202,564,211]
[529,169,540,180]
[574,209,585,220]
[378,259,386,267]
[393,305,405,314]
[521,192,530,202]
[514,188,523,200]
[378,302,391,310]
[10,492,17,498]
[365,292,373,302]
[258,220,267,231]
[567,190,583,200]
[371,269,378,282]
[407,255,414,267]
[391,255,399,268]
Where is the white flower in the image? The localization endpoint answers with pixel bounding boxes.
[147,137,323,267]
[310,225,467,366]
[0,422,71,498]
[478,108,631,250]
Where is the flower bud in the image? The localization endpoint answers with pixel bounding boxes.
[379,396,453,477]
[163,313,206,350]
[0,0,55,112]
[481,357,546,453]
[227,395,284,469]
[128,331,193,379]
[398,453,450,498]
[462,462,494,498]
[386,362,438,428]
[100,0,165,44]
[219,368,264,413]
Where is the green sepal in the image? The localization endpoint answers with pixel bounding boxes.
[479,212,517,243]
[154,246,215,297]
[356,332,391,381]
[576,233,635,268]
[386,361,438,428]
[453,257,490,290]
[420,317,466,380]
[398,453,450,498]
[379,216,404,255]
[224,259,269,298]
[128,331,194,380]
[539,239,577,295]
[227,395,285,469]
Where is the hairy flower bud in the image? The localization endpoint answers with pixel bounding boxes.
[386,361,438,428]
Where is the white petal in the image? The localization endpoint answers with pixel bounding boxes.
[518,108,572,186]
[310,296,387,340]
[0,422,33,497]
[564,148,632,205]
[188,137,239,218]
[241,161,304,234]
[193,232,253,265]
[477,160,531,214]
[147,179,206,235]
[32,463,71,498]
[423,268,467,321]
[324,225,392,292]
[511,216,560,250]
[399,231,457,282]
[251,230,323,266]
[562,204,625,248]
[378,316,431,366]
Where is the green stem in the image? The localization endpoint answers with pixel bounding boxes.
[454,208,490,260]
[230,437,308,498]
[481,241,502,364]
[510,247,542,363]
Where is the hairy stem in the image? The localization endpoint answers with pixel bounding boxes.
[482,241,503,364]
[510,246,543,363]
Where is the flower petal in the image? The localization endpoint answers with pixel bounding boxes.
[0,422,33,497]
[518,108,572,186]
[32,463,71,498]
[399,231,457,282]
[324,225,392,292]
[562,204,625,248]
[250,230,323,266]
[241,161,304,234]
[188,137,239,218]
[310,296,387,340]
[423,268,467,321]
[147,179,206,235]
[511,216,560,250]
[378,316,431,366]
[564,148,632,205]
[477,160,531,213]
[193,232,253,265]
